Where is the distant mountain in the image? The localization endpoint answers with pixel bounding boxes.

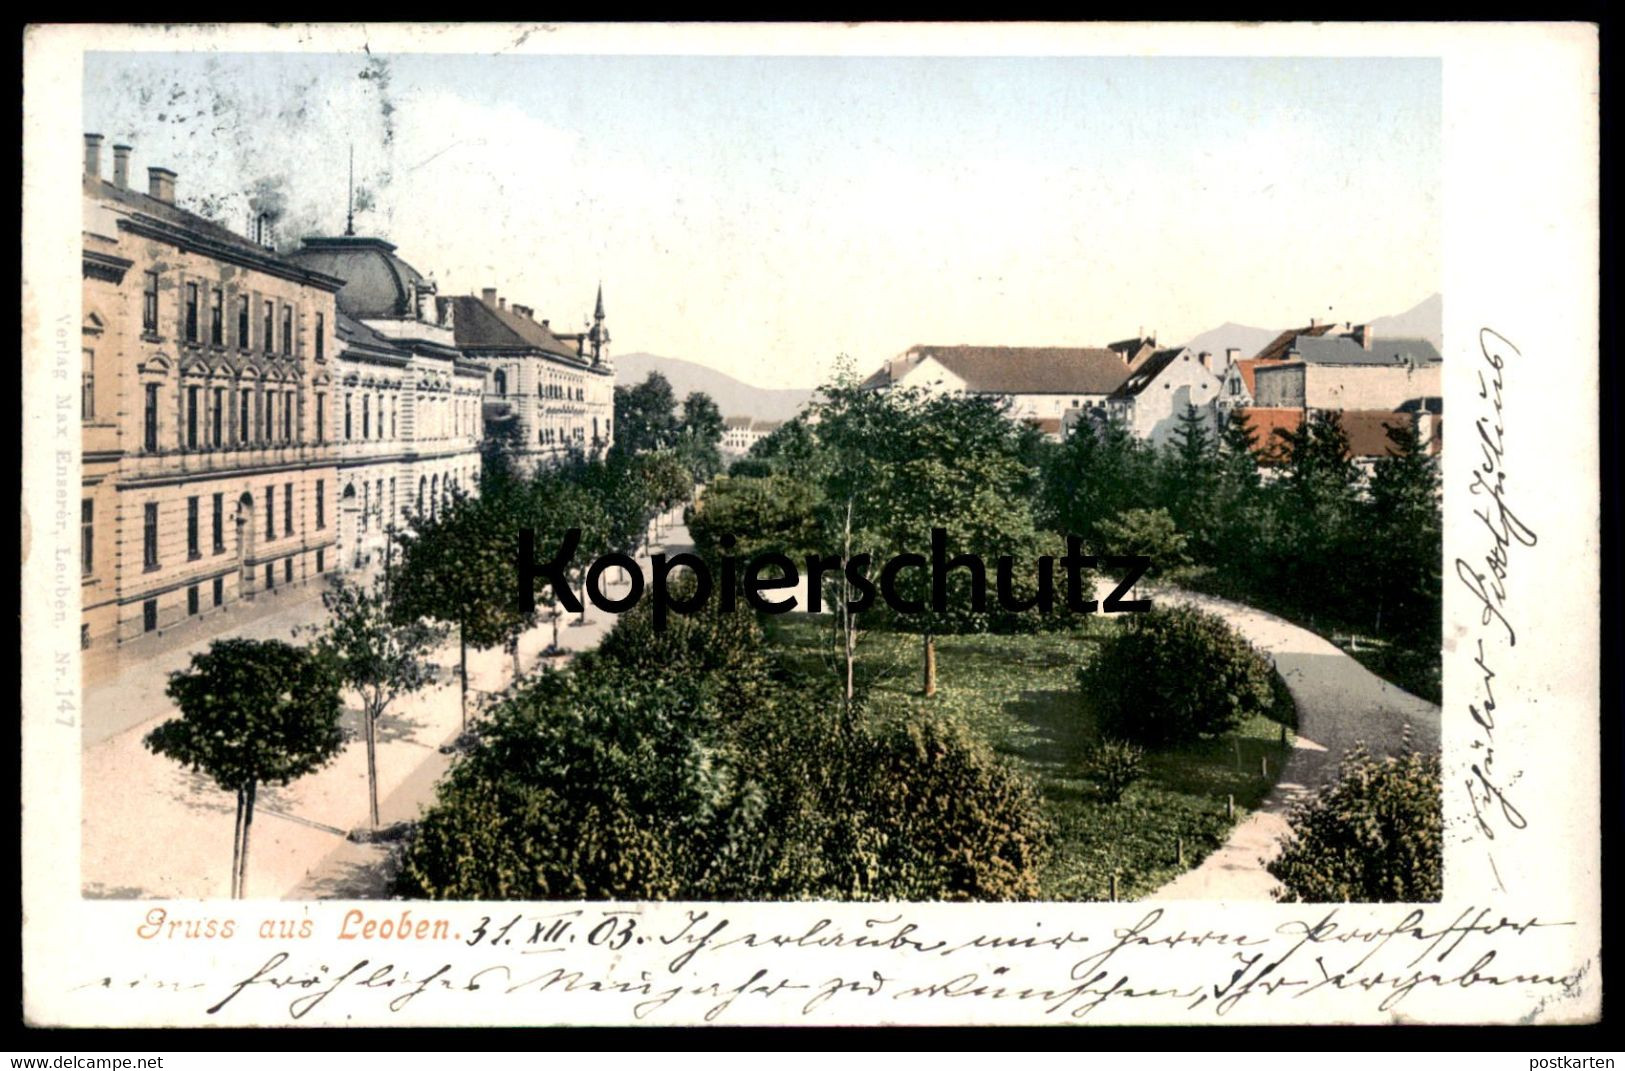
[614,353,815,422]
[1179,294,1443,360]
[1178,322,1280,361]
[1366,293,1443,348]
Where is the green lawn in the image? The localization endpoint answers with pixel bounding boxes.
[762,614,1296,901]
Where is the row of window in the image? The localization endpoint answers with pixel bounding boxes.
[340,392,477,442]
[128,378,485,450]
[539,426,590,446]
[490,368,589,402]
[146,272,325,362]
[353,472,467,533]
[139,381,327,451]
[130,548,327,637]
[82,481,329,578]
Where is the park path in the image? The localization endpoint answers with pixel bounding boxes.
[1144,589,1441,901]
[80,509,690,901]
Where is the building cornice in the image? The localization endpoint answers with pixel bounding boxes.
[82,249,134,283]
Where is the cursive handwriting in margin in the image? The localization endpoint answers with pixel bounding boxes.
[68,905,1586,1024]
[1458,329,1535,853]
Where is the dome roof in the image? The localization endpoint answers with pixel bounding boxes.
[287,235,432,319]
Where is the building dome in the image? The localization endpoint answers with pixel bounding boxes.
[286,235,432,320]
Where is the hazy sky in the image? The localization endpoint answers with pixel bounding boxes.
[85,52,1440,389]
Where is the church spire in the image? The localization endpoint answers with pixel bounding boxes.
[589,284,608,365]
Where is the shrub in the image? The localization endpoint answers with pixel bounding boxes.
[589,570,778,720]
[396,667,768,900]
[1268,741,1443,902]
[836,717,1052,901]
[1078,603,1274,748]
[1087,738,1147,803]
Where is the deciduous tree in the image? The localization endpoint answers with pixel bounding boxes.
[145,639,343,898]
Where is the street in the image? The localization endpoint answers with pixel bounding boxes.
[81,511,691,901]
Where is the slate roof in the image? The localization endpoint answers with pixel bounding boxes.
[85,175,344,289]
[1294,335,1442,367]
[335,312,408,362]
[286,236,431,319]
[1396,396,1444,415]
[1253,322,1344,362]
[442,295,591,363]
[867,345,1131,396]
[1109,348,1190,399]
[88,175,280,260]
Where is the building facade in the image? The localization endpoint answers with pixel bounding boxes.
[441,288,616,471]
[1104,346,1224,447]
[284,235,486,570]
[860,344,1133,440]
[721,416,783,455]
[81,134,343,663]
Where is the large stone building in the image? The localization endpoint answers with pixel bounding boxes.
[1250,333,1442,411]
[440,287,616,471]
[283,234,487,569]
[81,134,344,663]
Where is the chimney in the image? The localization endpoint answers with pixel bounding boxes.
[498,297,506,311]
[84,133,104,179]
[1358,323,1373,350]
[1309,317,1320,329]
[1198,351,1212,371]
[1225,347,1241,368]
[112,144,132,189]
[147,166,176,204]
[481,288,497,307]
[541,319,550,330]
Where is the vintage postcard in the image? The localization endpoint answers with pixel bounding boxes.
[21,22,1600,1028]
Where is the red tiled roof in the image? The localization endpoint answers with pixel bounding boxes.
[1237,407,1304,464]
[1234,358,1261,396]
[1237,407,1432,464]
[1340,410,1417,459]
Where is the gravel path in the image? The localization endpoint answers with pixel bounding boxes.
[1145,589,1441,901]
